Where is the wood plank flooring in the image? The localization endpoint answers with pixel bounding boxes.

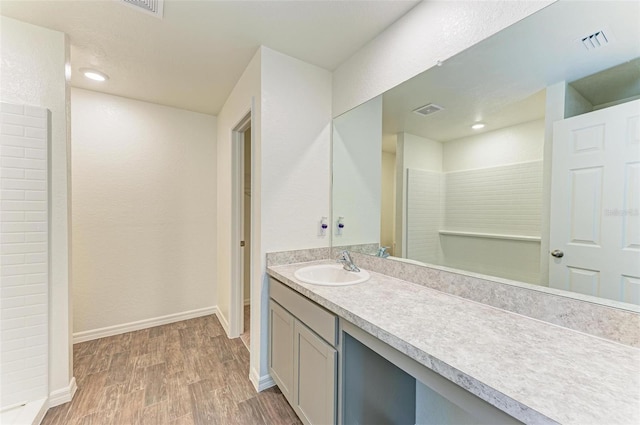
[240,305,250,350]
[42,315,301,425]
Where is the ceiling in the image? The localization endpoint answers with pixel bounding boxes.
[0,0,419,115]
[381,0,640,151]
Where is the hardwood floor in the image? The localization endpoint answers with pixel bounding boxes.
[42,315,301,425]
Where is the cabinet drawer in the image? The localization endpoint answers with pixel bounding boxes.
[269,277,337,346]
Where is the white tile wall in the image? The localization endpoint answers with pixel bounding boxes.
[444,161,543,236]
[0,102,48,409]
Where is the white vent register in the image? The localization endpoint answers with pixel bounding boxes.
[123,0,164,18]
[412,103,444,117]
[581,30,609,50]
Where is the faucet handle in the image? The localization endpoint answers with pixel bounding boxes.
[336,250,349,262]
[376,246,390,257]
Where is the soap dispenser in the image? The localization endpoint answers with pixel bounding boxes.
[336,216,345,236]
[319,217,328,236]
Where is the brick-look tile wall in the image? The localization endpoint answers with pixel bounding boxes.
[1,102,48,408]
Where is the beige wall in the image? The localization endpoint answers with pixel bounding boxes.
[0,16,73,405]
[71,88,217,333]
[380,152,396,254]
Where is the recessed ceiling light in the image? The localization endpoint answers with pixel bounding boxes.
[471,122,485,130]
[80,68,109,82]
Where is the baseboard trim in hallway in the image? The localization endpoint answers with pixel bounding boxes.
[48,377,77,408]
[250,368,276,392]
[73,306,218,343]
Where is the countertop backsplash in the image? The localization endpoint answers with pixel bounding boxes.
[266,248,640,347]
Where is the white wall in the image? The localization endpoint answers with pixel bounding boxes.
[332,0,554,116]
[259,46,332,383]
[395,132,442,256]
[216,47,262,383]
[261,48,332,253]
[0,16,73,406]
[332,96,382,247]
[71,88,217,334]
[217,46,332,389]
[443,119,544,172]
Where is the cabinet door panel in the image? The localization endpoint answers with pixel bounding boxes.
[269,300,294,401]
[294,320,337,425]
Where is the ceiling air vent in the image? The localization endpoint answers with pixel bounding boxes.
[122,0,164,18]
[581,31,608,50]
[413,103,443,117]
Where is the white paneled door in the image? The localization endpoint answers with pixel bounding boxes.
[550,99,640,304]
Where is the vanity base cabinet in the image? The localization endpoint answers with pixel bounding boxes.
[268,278,338,425]
[268,300,294,401]
[294,320,337,425]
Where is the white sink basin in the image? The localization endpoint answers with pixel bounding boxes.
[294,264,370,286]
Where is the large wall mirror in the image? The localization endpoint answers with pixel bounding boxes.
[332,1,640,310]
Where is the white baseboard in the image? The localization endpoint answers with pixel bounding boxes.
[48,377,77,408]
[33,398,48,425]
[0,397,48,425]
[249,368,276,392]
[73,307,217,344]
[216,308,231,337]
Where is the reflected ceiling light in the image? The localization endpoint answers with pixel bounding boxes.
[471,122,485,130]
[80,68,109,82]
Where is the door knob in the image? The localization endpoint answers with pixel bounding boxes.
[550,249,564,258]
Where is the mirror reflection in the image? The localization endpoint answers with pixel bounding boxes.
[332,1,640,309]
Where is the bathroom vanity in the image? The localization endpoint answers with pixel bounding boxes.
[269,277,338,424]
[267,260,640,425]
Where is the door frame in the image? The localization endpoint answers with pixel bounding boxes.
[230,110,252,338]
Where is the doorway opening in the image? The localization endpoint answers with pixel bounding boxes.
[231,111,252,349]
[240,127,252,351]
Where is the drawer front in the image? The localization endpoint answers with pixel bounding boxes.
[269,277,337,347]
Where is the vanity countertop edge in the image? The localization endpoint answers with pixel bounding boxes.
[266,260,640,425]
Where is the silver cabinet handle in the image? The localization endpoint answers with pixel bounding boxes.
[551,249,564,258]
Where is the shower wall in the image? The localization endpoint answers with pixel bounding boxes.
[402,119,545,283]
[0,102,49,411]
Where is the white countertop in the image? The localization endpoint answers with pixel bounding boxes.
[267,261,640,425]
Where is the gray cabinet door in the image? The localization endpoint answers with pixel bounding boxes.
[269,300,294,401]
[294,320,337,425]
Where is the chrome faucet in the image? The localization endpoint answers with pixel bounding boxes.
[337,250,360,272]
[376,246,390,258]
